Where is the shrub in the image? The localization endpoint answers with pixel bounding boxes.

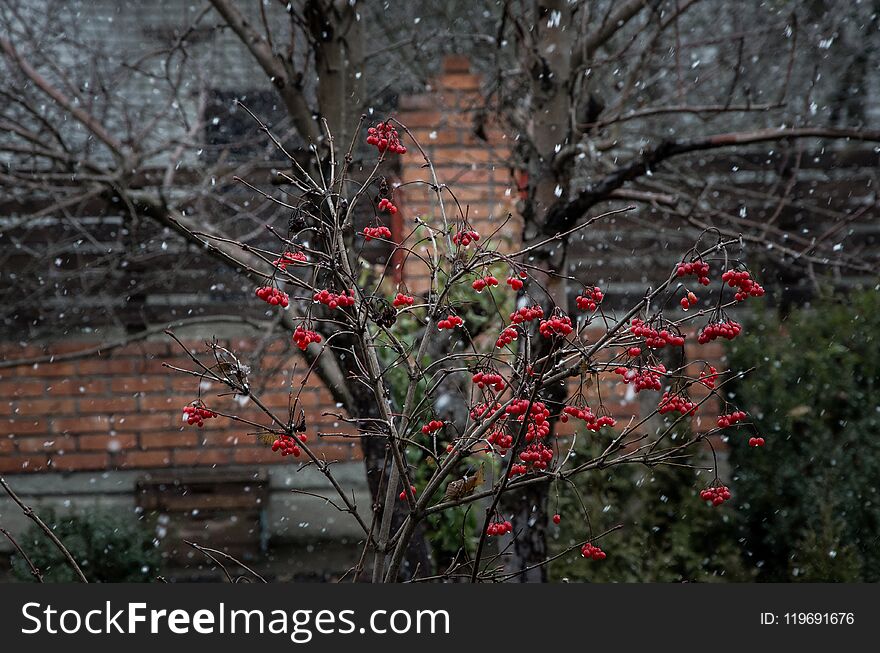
[727,290,880,581]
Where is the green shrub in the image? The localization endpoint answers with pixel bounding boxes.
[548,440,747,582]
[10,509,161,582]
[727,289,880,581]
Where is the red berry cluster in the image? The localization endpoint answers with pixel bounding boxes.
[699,365,718,389]
[377,198,398,214]
[398,485,417,500]
[614,364,665,392]
[697,319,742,344]
[510,305,544,324]
[292,326,322,351]
[437,315,464,330]
[255,286,289,308]
[271,432,306,457]
[561,405,616,431]
[452,229,480,247]
[581,542,607,561]
[630,318,685,348]
[680,291,698,310]
[658,391,698,416]
[470,401,502,421]
[700,485,731,506]
[716,410,747,428]
[506,275,525,291]
[676,259,711,285]
[627,346,642,357]
[366,121,407,154]
[495,326,518,348]
[273,251,308,269]
[392,292,414,308]
[362,225,392,241]
[749,436,766,447]
[421,419,444,435]
[722,269,765,301]
[473,371,505,391]
[539,315,573,338]
[486,520,513,536]
[472,275,499,292]
[510,441,553,476]
[182,404,216,427]
[575,287,604,311]
[487,428,513,455]
[313,288,356,310]
[506,399,551,442]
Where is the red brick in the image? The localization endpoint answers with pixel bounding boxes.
[0,435,15,453]
[46,379,107,396]
[79,396,138,414]
[49,452,109,472]
[117,450,171,468]
[0,455,48,473]
[13,398,77,414]
[172,448,235,466]
[112,413,175,432]
[51,415,111,434]
[439,73,480,91]
[443,54,470,74]
[0,380,44,397]
[78,433,137,451]
[25,362,79,377]
[2,418,49,435]
[111,376,167,393]
[77,359,138,375]
[16,435,77,453]
[140,431,198,449]
[139,394,181,411]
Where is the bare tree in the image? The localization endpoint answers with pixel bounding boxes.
[1,0,877,580]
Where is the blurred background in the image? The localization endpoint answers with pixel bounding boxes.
[0,0,878,582]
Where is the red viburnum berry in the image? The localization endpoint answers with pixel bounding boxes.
[698,319,742,344]
[313,288,356,310]
[255,286,289,308]
[399,485,417,500]
[362,225,393,242]
[486,520,513,537]
[539,314,574,338]
[451,229,480,247]
[680,291,699,310]
[721,269,765,302]
[700,484,732,506]
[630,318,685,348]
[658,390,698,416]
[437,315,464,330]
[182,403,216,427]
[392,292,415,308]
[272,251,308,269]
[472,370,505,392]
[377,197,398,214]
[292,326,322,351]
[472,275,499,292]
[699,365,718,389]
[717,410,747,428]
[676,259,711,286]
[506,275,524,291]
[271,432,306,458]
[749,436,766,447]
[366,121,407,154]
[575,286,604,311]
[552,514,561,525]
[421,419,444,435]
[581,542,606,561]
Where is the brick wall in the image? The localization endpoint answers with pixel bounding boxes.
[0,337,359,475]
[0,55,727,479]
